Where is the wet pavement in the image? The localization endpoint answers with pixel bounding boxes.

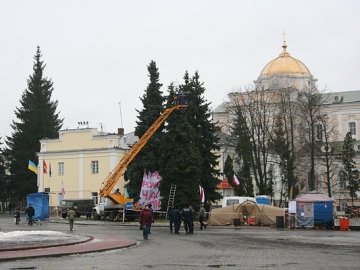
[1,214,360,269]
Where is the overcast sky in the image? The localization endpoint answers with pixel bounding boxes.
[1,1,359,141]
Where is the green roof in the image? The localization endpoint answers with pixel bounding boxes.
[321,90,360,105]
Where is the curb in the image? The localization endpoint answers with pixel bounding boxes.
[0,237,137,262]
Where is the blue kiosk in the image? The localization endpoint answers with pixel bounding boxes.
[296,191,335,228]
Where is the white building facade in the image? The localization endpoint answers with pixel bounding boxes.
[213,41,360,208]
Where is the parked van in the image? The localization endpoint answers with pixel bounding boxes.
[221,196,256,208]
[59,199,94,218]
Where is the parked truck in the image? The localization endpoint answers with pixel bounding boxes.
[93,197,137,221]
[93,95,187,221]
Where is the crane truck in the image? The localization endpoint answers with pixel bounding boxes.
[93,95,187,221]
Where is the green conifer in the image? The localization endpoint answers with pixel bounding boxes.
[5,47,63,201]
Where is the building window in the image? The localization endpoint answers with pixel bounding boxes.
[91,160,99,174]
[92,192,98,204]
[316,124,323,141]
[339,171,346,189]
[349,122,356,136]
[58,162,64,176]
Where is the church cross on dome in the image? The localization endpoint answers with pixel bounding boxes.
[280,31,289,56]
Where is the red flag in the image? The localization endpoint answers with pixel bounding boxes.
[232,174,240,186]
[199,185,205,203]
[43,160,48,174]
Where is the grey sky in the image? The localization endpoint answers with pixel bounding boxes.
[1,1,359,140]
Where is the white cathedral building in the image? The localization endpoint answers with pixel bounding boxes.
[213,41,360,210]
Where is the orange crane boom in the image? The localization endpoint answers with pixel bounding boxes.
[99,96,187,205]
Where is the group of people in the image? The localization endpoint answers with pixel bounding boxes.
[12,202,207,236]
[168,203,207,234]
[11,204,36,226]
[139,203,207,239]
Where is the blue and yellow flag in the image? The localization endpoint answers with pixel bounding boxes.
[28,160,38,174]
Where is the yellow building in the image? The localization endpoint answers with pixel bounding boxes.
[37,127,136,210]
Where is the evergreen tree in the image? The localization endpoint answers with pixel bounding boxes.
[159,71,221,209]
[342,132,359,204]
[271,112,292,203]
[5,47,63,202]
[159,81,202,209]
[187,72,221,204]
[223,155,234,185]
[233,103,254,197]
[126,61,164,202]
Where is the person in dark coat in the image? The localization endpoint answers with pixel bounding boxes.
[181,203,194,234]
[14,207,21,225]
[140,205,153,240]
[173,206,182,234]
[167,206,175,233]
[25,204,35,226]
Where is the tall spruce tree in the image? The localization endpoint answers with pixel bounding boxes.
[159,71,220,210]
[187,72,221,204]
[159,79,202,209]
[126,61,164,202]
[5,47,63,202]
[342,132,359,204]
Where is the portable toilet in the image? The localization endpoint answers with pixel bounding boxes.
[295,191,335,228]
[26,192,49,221]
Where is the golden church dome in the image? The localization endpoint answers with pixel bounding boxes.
[260,42,311,77]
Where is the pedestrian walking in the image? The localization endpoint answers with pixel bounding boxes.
[67,207,76,231]
[140,204,153,240]
[199,203,207,230]
[25,204,35,226]
[167,206,175,233]
[14,207,21,225]
[173,205,182,234]
[181,203,194,234]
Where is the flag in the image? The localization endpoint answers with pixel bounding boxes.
[43,160,48,174]
[28,160,38,174]
[61,181,65,195]
[49,163,52,177]
[232,174,240,186]
[199,185,205,203]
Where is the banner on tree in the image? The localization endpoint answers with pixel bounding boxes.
[139,171,162,210]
